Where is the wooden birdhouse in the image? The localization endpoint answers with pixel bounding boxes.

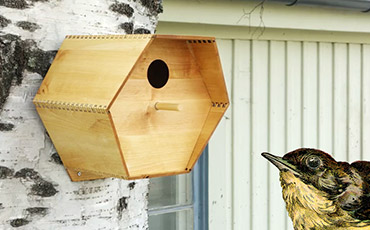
[33,34,229,181]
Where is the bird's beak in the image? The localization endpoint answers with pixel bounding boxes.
[261,152,300,175]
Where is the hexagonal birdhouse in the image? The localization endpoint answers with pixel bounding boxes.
[33,34,229,181]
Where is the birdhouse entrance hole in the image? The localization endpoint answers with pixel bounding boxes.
[147,59,169,89]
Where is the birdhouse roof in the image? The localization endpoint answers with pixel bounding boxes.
[35,35,151,110]
[34,34,227,112]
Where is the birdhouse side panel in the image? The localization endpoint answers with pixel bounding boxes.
[187,105,229,169]
[35,35,151,107]
[110,78,212,178]
[129,38,203,80]
[120,132,204,178]
[61,35,152,51]
[189,41,229,105]
[34,105,128,179]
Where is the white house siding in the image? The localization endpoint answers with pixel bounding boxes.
[157,0,370,229]
[209,39,370,230]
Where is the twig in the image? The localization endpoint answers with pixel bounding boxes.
[237,0,266,38]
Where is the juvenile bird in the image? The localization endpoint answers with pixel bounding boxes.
[262,148,370,230]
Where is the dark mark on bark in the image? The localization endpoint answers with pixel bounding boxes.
[31,181,58,197]
[119,22,133,34]
[16,21,40,32]
[29,0,50,2]
[0,0,49,9]
[15,168,58,197]
[25,207,48,217]
[139,0,163,15]
[73,186,103,195]
[0,15,11,29]
[50,152,63,165]
[23,40,57,76]
[109,2,134,17]
[0,34,56,111]
[0,166,14,179]
[0,203,3,209]
[0,122,14,131]
[10,207,49,227]
[0,34,26,110]
[10,218,30,227]
[15,168,41,180]
[128,182,136,190]
[0,0,28,9]
[134,28,151,34]
[117,196,128,219]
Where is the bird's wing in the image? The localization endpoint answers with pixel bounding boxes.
[350,161,370,221]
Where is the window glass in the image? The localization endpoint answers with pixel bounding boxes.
[149,209,193,230]
[148,173,192,208]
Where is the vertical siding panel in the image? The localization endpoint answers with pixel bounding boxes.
[209,39,233,230]
[209,38,367,230]
[348,44,362,162]
[268,41,286,230]
[251,40,269,230]
[286,41,303,150]
[232,40,251,230]
[318,42,333,153]
[333,43,348,161]
[363,44,370,161]
[286,41,302,230]
[302,42,318,148]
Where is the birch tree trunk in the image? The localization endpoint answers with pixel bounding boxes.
[0,1,161,229]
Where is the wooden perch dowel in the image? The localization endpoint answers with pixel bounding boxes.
[155,102,181,111]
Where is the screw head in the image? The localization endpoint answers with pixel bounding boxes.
[77,171,81,177]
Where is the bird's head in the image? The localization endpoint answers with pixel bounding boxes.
[262,148,370,229]
[262,148,344,194]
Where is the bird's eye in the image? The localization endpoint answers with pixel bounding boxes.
[306,156,322,170]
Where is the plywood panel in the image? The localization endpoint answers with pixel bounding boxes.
[110,78,211,178]
[35,35,151,106]
[121,132,198,175]
[187,107,227,169]
[110,37,228,174]
[189,40,229,103]
[128,38,203,80]
[36,107,127,179]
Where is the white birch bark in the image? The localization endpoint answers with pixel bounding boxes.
[0,0,161,229]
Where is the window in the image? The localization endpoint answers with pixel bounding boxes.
[148,148,208,230]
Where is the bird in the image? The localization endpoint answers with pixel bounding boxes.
[262,148,370,230]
